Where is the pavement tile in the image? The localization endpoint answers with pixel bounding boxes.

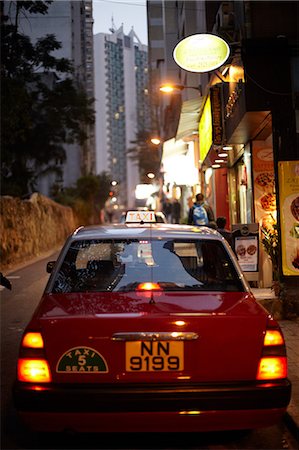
[279,319,299,434]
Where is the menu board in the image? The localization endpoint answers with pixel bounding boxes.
[235,236,259,272]
[278,161,299,276]
[252,145,277,230]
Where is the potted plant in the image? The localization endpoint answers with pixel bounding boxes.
[260,216,283,297]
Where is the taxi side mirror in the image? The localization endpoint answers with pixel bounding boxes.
[46,261,56,273]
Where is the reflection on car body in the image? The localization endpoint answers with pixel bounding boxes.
[13,212,291,433]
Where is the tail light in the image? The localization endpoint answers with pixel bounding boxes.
[18,359,51,383]
[256,317,287,380]
[22,332,44,348]
[263,329,284,346]
[17,332,52,383]
[257,357,287,380]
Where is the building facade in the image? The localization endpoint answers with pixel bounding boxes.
[94,26,150,209]
[147,0,299,287]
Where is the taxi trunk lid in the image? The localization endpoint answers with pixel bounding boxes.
[36,291,268,384]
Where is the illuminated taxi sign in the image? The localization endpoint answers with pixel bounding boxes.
[125,211,156,223]
[173,34,230,73]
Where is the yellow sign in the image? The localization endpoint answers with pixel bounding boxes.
[173,34,230,73]
[199,96,212,162]
[278,161,299,276]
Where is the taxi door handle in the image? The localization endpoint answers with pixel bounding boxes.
[112,331,199,341]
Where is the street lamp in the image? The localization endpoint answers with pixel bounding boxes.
[150,137,161,146]
[159,84,201,94]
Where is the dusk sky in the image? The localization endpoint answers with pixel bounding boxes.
[93,0,148,44]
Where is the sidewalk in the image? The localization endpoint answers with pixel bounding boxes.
[252,288,299,436]
[280,319,299,436]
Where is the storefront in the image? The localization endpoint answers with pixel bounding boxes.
[197,71,278,286]
[221,75,276,287]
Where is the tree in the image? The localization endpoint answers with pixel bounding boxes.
[1,1,95,197]
[127,131,161,184]
[53,173,112,225]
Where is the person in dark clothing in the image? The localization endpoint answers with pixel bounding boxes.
[216,216,232,246]
[172,199,181,223]
[188,193,215,226]
[162,198,172,223]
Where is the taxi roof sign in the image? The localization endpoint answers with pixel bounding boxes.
[125,211,156,223]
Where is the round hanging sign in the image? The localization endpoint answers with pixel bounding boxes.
[173,34,230,73]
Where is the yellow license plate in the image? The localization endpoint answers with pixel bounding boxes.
[126,341,184,372]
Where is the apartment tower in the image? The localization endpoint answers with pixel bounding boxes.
[94,26,150,209]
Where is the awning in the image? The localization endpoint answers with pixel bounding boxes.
[176,97,203,141]
[161,138,199,186]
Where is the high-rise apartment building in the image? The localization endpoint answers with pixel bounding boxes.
[4,0,96,195]
[94,26,150,209]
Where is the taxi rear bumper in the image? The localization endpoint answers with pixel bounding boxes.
[17,408,288,433]
[14,379,291,412]
[14,380,291,432]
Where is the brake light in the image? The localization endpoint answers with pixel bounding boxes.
[137,282,161,291]
[257,357,287,380]
[22,332,44,348]
[257,318,287,380]
[18,359,52,383]
[263,329,284,346]
[18,331,51,383]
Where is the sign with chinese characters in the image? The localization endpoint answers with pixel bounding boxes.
[210,85,223,145]
[278,161,299,276]
[173,34,230,73]
[225,82,243,119]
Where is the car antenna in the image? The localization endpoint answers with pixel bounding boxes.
[149,291,155,304]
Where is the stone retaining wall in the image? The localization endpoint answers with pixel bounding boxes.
[0,193,80,271]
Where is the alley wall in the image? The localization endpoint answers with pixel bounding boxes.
[0,193,80,271]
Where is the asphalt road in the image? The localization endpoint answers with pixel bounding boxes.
[0,252,298,450]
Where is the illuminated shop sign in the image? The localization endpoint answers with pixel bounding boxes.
[199,96,212,162]
[173,34,230,73]
[210,85,223,145]
[225,82,243,119]
[278,161,299,276]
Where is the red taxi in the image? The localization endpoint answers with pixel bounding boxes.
[13,211,291,433]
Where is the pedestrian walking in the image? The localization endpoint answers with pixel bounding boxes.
[105,205,114,223]
[188,193,215,227]
[216,216,232,246]
[162,198,172,223]
[172,199,181,223]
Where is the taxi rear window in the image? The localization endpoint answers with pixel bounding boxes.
[51,239,244,293]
